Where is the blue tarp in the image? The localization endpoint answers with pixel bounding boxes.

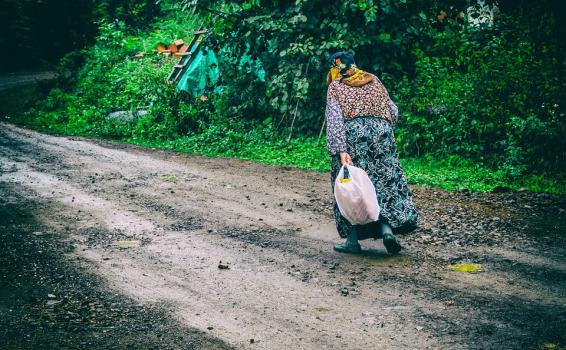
[176,46,220,97]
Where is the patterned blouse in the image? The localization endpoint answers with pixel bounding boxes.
[326,74,398,155]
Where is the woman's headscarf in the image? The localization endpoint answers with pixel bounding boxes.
[326,51,374,87]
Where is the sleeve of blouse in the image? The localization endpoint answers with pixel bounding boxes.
[374,74,399,127]
[326,87,348,155]
[388,99,399,127]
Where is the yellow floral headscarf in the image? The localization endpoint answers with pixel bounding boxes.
[326,52,374,87]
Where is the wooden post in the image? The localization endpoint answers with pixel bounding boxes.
[287,97,301,143]
[287,60,310,142]
[277,110,288,129]
[317,116,326,145]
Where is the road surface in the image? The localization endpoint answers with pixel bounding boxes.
[1,123,565,349]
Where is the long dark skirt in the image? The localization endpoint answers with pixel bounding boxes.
[331,116,419,240]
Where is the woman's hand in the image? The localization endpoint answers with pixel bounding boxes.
[340,152,353,166]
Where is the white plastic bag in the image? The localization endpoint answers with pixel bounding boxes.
[334,165,380,225]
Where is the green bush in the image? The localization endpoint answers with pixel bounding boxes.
[393,15,565,176]
[24,13,203,139]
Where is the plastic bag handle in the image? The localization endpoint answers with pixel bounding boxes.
[343,165,350,180]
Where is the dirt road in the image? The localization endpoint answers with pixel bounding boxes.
[0,72,57,92]
[1,123,565,349]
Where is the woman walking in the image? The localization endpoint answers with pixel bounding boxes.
[326,51,418,254]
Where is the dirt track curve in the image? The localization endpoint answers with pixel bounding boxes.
[0,72,57,92]
[1,123,565,350]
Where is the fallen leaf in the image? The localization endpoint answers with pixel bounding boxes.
[541,343,557,350]
[449,263,483,273]
[161,175,178,183]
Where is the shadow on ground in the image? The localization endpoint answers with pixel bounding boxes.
[0,182,232,350]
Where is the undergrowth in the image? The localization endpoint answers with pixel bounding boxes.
[127,125,566,195]
[2,103,564,195]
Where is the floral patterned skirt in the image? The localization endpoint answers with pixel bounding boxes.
[331,116,419,239]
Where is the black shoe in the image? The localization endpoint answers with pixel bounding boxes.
[383,233,401,254]
[333,241,362,254]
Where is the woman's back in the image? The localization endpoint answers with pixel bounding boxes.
[327,74,392,123]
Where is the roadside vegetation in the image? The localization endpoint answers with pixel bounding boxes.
[1,0,564,194]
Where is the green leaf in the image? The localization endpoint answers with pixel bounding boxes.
[378,33,391,42]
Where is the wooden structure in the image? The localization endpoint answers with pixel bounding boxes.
[166,28,208,83]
